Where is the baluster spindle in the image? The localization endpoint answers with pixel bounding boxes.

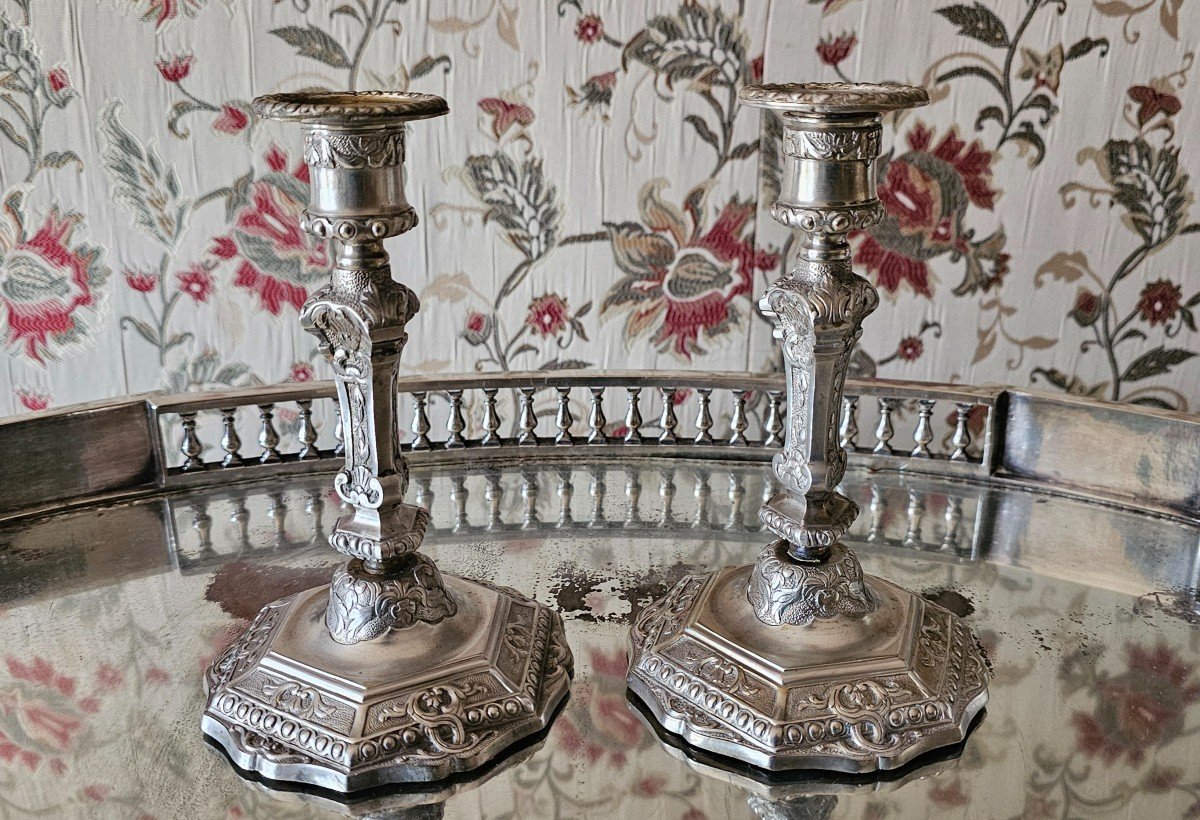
[409,392,432,451]
[692,468,711,528]
[306,487,325,546]
[480,387,501,447]
[297,399,319,460]
[911,399,935,458]
[444,389,466,449]
[520,469,539,529]
[484,471,503,529]
[951,402,973,461]
[942,495,963,551]
[729,389,749,446]
[450,474,468,531]
[726,472,745,530]
[218,408,243,468]
[179,412,205,472]
[587,387,607,444]
[257,404,281,464]
[191,500,213,554]
[588,466,605,528]
[231,497,251,551]
[764,390,784,447]
[517,387,538,446]
[624,388,643,444]
[267,491,288,548]
[332,403,345,456]
[556,468,574,528]
[904,489,925,548]
[867,484,884,542]
[693,388,714,444]
[555,387,573,446]
[873,398,896,455]
[659,388,679,444]
[840,396,859,451]
[658,468,676,528]
[625,469,642,527]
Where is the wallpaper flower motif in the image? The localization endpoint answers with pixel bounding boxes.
[0,0,1196,414]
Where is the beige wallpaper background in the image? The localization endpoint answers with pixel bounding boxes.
[0,0,1197,416]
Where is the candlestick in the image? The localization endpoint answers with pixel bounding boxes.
[201,92,572,791]
[626,82,988,772]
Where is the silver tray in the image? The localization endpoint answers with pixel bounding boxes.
[0,372,1198,818]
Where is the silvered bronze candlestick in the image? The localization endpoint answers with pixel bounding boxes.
[627,83,988,772]
[201,92,571,791]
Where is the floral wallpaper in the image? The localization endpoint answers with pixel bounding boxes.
[0,0,1198,415]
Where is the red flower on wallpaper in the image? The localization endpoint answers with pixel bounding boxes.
[289,362,315,382]
[1128,85,1182,128]
[177,265,215,303]
[213,104,249,135]
[526,293,570,338]
[1137,279,1182,326]
[854,122,1007,298]
[212,146,327,315]
[155,53,194,83]
[552,648,643,768]
[123,267,159,293]
[0,655,99,773]
[1071,642,1200,766]
[816,33,856,68]
[45,66,70,93]
[15,388,50,412]
[567,71,618,120]
[897,336,924,361]
[602,181,778,360]
[0,202,109,365]
[575,14,603,43]
[478,97,534,140]
[137,0,204,29]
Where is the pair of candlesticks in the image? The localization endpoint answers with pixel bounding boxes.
[201,82,989,793]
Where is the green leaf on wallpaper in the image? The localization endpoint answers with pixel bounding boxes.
[410,55,452,80]
[934,3,1009,48]
[98,101,189,248]
[684,115,719,151]
[122,317,161,347]
[1065,37,1110,62]
[1022,93,1058,126]
[539,359,592,371]
[1122,347,1196,382]
[41,150,82,171]
[974,105,1004,131]
[936,65,1004,96]
[1130,396,1176,410]
[0,116,29,152]
[1030,367,1109,398]
[270,25,352,69]
[331,4,362,23]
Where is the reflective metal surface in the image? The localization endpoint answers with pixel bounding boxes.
[1,457,1198,817]
[200,92,570,791]
[627,83,987,772]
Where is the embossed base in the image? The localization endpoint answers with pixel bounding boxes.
[202,575,572,792]
[626,566,988,773]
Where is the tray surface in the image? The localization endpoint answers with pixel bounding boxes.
[1,454,1198,818]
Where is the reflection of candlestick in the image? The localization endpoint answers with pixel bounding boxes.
[201,92,571,791]
[627,83,988,772]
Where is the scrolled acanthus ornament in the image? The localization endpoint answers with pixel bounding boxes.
[325,555,457,645]
[747,540,876,626]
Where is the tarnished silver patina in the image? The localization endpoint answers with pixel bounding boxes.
[626,82,990,773]
[200,91,572,791]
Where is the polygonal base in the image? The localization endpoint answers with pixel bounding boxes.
[627,565,988,773]
[202,574,572,792]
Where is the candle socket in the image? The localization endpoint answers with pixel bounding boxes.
[626,83,988,772]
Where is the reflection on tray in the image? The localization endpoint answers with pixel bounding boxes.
[166,464,989,574]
